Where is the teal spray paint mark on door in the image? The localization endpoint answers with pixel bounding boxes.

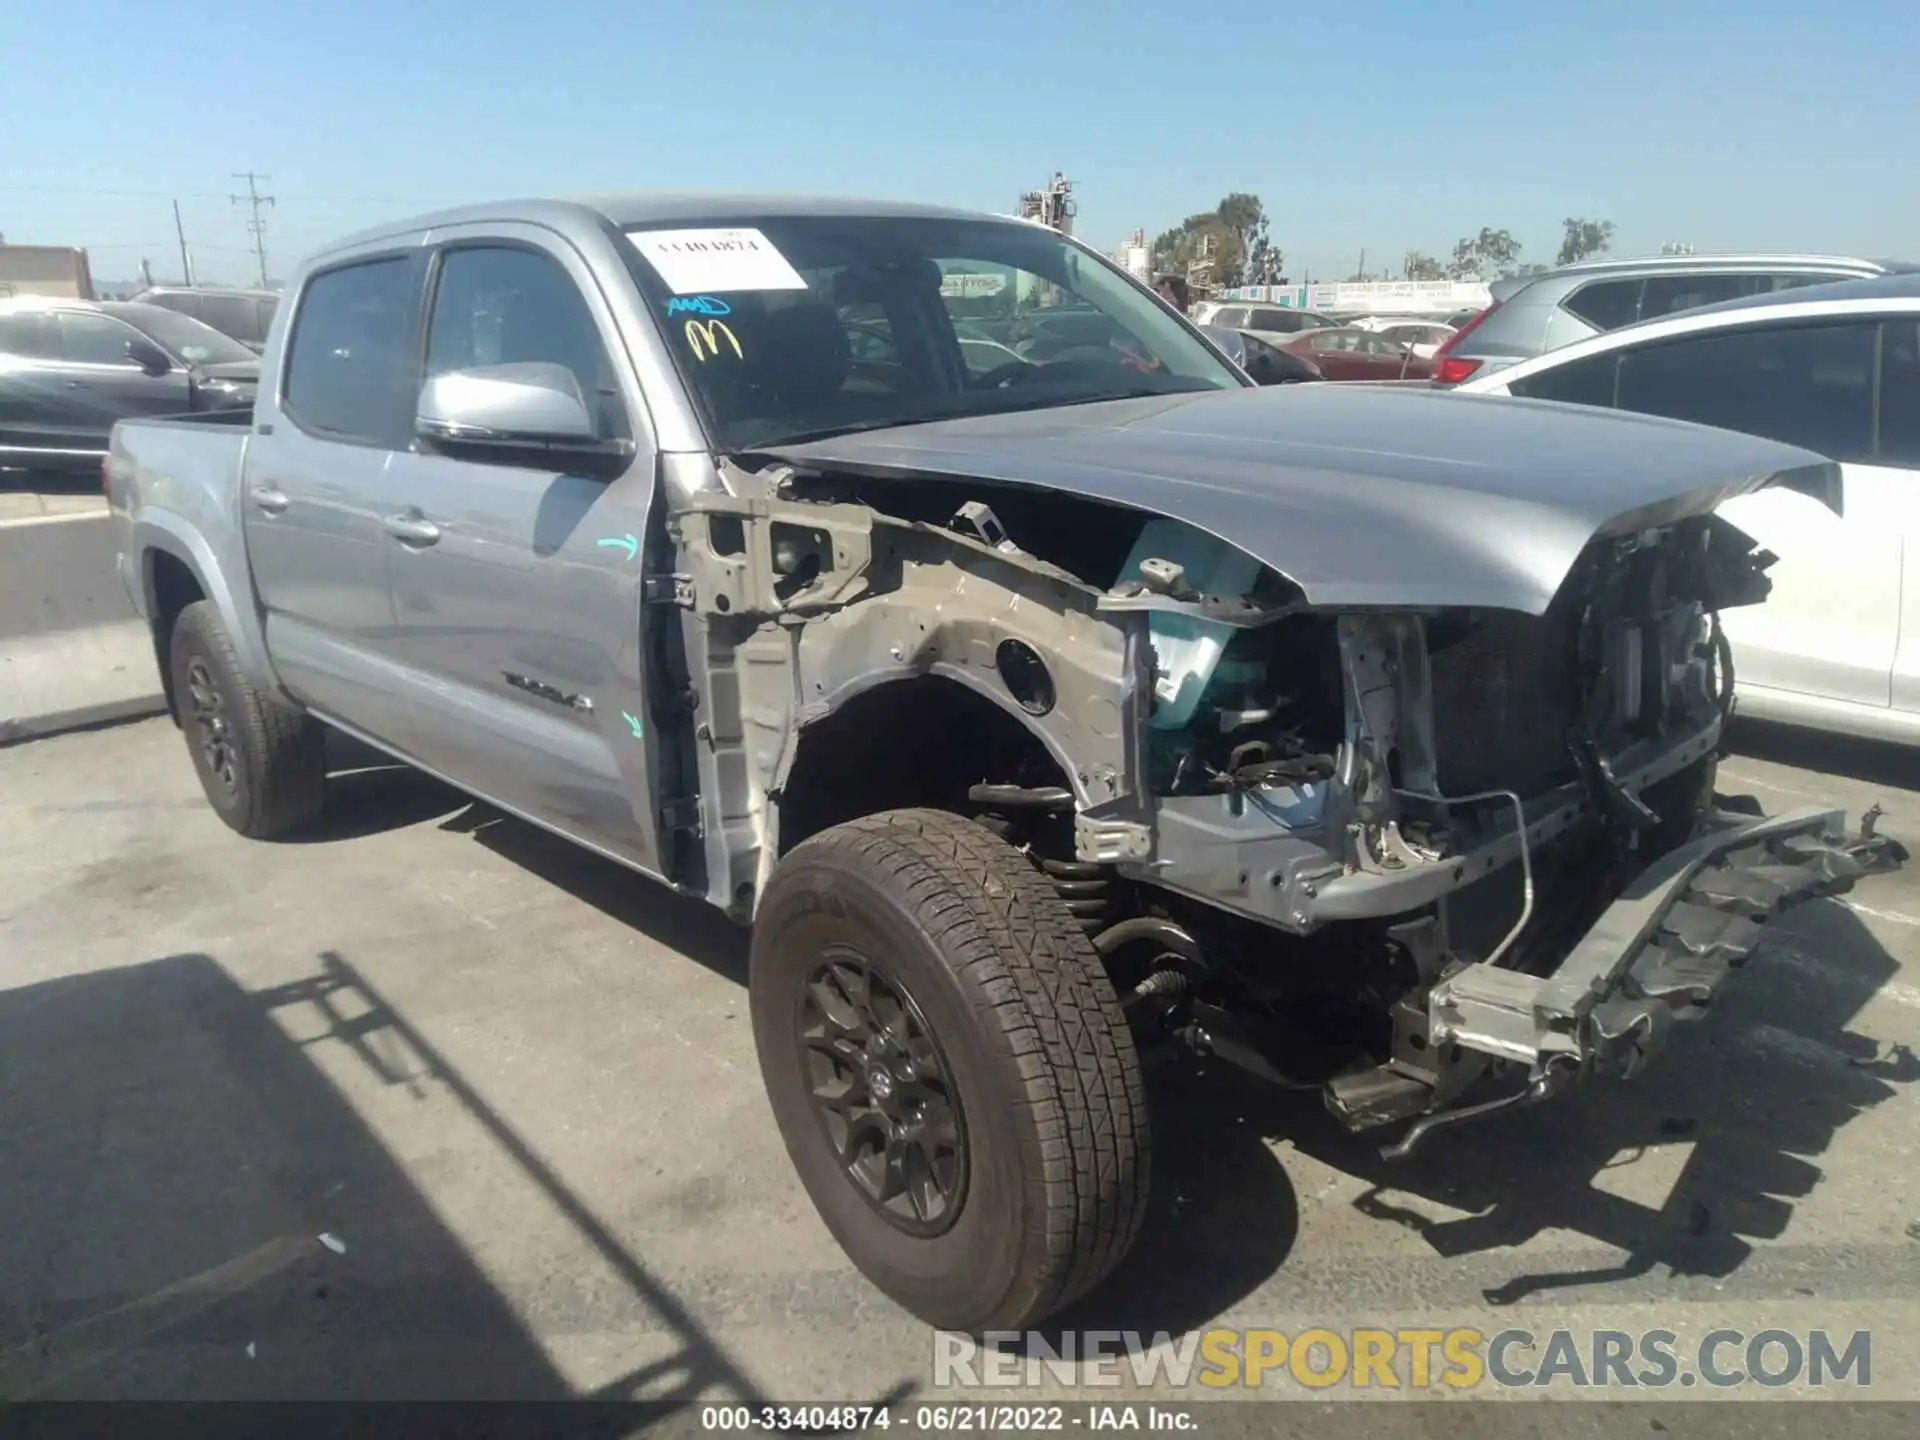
[597,534,639,561]
[620,711,644,738]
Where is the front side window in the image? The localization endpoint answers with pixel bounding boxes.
[1211,306,1249,328]
[1614,321,1877,460]
[282,256,417,443]
[57,312,140,366]
[425,245,626,436]
[624,215,1242,451]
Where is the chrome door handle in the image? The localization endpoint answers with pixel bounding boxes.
[383,512,441,546]
[249,484,289,514]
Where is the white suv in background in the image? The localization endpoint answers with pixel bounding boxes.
[1457,273,1920,745]
[1432,252,1914,387]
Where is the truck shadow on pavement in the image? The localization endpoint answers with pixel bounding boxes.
[0,953,579,1403]
[0,950,911,1420]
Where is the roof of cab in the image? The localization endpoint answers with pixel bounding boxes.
[312,193,1021,263]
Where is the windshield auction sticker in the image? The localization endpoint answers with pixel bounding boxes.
[628,227,808,293]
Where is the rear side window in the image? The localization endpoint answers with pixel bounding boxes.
[1614,321,1877,460]
[0,313,57,358]
[1637,272,1798,321]
[1212,307,1248,328]
[201,295,267,344]
[1510,353,1620,407]
[1562,280,1642,331]
[282,258,417,444]
[151,292,203,322]
[1250,308,1306,332]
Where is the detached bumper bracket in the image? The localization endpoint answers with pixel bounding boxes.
[1428,806,1900,1079]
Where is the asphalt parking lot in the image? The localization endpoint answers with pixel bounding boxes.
[2,713,1917,1414]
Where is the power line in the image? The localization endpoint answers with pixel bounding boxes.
[230,171,276,286]
[0,183,455,204]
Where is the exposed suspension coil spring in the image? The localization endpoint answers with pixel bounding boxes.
[1039,856,1115,934]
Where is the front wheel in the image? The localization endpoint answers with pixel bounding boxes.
[750,808,1150,1333]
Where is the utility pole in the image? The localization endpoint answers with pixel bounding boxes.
[173,199,195,285]
[230,171,276,286]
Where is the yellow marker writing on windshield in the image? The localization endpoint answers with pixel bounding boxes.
[684,318,742,361]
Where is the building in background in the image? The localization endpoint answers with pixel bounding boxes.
[0,244,94,300]
[1219,277,1492,317]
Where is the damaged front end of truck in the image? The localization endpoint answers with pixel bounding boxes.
[656,389,1904,1158]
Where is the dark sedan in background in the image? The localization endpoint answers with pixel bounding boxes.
[0,298,258,473]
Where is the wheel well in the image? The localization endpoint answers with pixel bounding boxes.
[776,677,1072,855]
[147,549,205,723]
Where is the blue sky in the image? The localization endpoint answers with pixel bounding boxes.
[2,0,1913,286]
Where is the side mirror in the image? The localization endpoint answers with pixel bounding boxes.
[417,362,634,473]
[126,337,172,375]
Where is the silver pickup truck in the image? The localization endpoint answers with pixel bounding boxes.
[106,194,1899,1333]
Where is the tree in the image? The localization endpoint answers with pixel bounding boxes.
[1401,250,1446,281]
[1447,227,1525,280]
[1555,216,1616,267]
[1148,193,1279,289]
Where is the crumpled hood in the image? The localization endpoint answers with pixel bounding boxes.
[768,383,1838,614]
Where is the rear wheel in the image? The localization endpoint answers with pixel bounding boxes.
[751,808,1150,1332]
[169,600,327,838]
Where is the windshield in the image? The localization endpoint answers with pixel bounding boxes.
[623,214,1245,450]
[126,306,257,366]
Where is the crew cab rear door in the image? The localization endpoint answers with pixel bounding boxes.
[375,226,666,873]
[240,249,426,747]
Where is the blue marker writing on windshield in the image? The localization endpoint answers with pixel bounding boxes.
[667,295,731,317]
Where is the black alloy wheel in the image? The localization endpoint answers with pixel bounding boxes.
[799,950,967,1236]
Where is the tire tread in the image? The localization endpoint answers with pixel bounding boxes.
[172,600,326,837]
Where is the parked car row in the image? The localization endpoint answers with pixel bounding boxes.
[0,296,259,470]
[1430,250,1913,386]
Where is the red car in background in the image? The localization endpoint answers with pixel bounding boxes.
[1281,326,1435,381]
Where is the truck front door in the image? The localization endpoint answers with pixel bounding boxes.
[375,231,665,873]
